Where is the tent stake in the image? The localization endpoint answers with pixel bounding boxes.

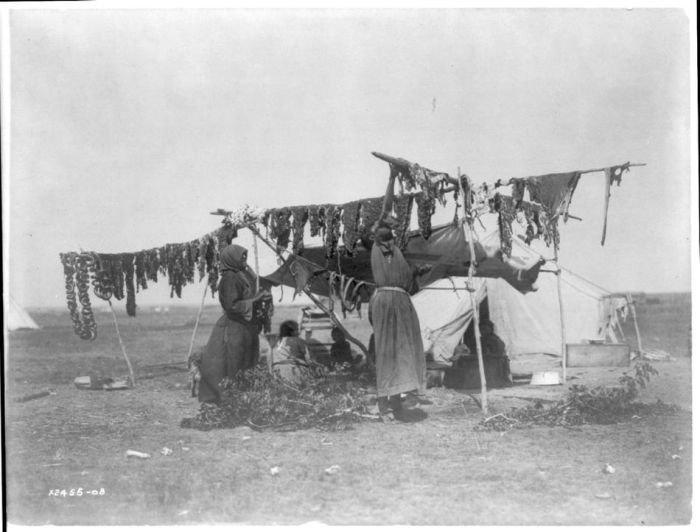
[185,281,209,365]
[108,300,136,387]
[459,169,488,415]
[553,244,567,384]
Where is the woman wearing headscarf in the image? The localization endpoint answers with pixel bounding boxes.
[369,225,426,418]
[198,244,272,403]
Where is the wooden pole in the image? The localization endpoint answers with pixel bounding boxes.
[458,169,488,415]
[552,243,567,384]
[252,232,261,293]
[372,151,645,189]
[495,163,647,186]
[185,281,209,365]
[302,289,369,360]
[627,293,644,356]
[372,151,459,186]
[247,225,369,360]
[250,231,274,373]
[108,300,136,387]
[579,163,646,175]
[377,166,398,225]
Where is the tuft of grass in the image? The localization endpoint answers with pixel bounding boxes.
[476,362,668,431]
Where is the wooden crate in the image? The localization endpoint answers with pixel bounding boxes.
[566,343,630,367]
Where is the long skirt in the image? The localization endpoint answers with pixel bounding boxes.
[369,290,426,397]
[198,315,260,403]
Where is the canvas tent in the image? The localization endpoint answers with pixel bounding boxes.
[6,297,40,331]
[413,266,629,365]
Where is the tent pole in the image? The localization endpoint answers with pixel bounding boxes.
[300,289,369,360]
[627,293,644,356]
[553,243,567,384]
[250,231,272,372]
[107,300,136,387]
[376,164,398,226]
[247,225,369,360]
[459,169,488,415]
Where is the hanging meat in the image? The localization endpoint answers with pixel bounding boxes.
[290,206,309,255]
[494,194,516,257]
[415,194,435,240]
[60,252,82,337]
[268,207,293,250]
[392,194,414,249]
[121,253,137,317]
[197,238,209,281]
[144,248,160,284]
[60,252,98,340]
[92,254,114,302]
[134,251,148,292]
[323,205,341,259]
[525,172,582,219]
[511,178,527,208]
[206,237,220,297]
[308,205,324,237]
[161,244,181,298]
[75,253,97,340]
[357,197,384,245]
[184,240,198,285]
[341,200,362,255]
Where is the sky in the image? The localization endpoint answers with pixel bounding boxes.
[2,5,696,311]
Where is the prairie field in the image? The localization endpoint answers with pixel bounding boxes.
[3,293,693,525]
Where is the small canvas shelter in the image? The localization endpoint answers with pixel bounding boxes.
[413,267,629,364]
[7,297,40,331]
[413,234,628,362]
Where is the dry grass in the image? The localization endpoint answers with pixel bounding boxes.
[4,295,693,525]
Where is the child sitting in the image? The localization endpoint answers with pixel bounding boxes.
[272,320,313,384]
[329,327,355,366]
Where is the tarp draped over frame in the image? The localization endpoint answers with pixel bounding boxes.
[260,224,546,298]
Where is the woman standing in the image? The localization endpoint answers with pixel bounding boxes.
[198,244,272,403]
[369,225,426,417]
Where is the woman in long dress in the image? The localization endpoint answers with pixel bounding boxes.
[369,226,426,416]
[198,244,271,403]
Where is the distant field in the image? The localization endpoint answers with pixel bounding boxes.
[620,293,691,358]
[22,290,692,360]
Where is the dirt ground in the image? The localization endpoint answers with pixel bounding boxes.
[3,295,693,525]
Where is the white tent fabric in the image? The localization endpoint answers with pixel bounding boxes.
[487,269,627,357]
[7,297,40,331]
[412,277,488,363]
[413,269,628,364]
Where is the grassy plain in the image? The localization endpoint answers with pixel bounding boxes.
[3,293,692,525]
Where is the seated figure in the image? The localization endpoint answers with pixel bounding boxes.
[272,320,313,384]
[329,327,355,366]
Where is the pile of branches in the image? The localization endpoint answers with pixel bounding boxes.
[476,362,672,432]
[181,365,376,432]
